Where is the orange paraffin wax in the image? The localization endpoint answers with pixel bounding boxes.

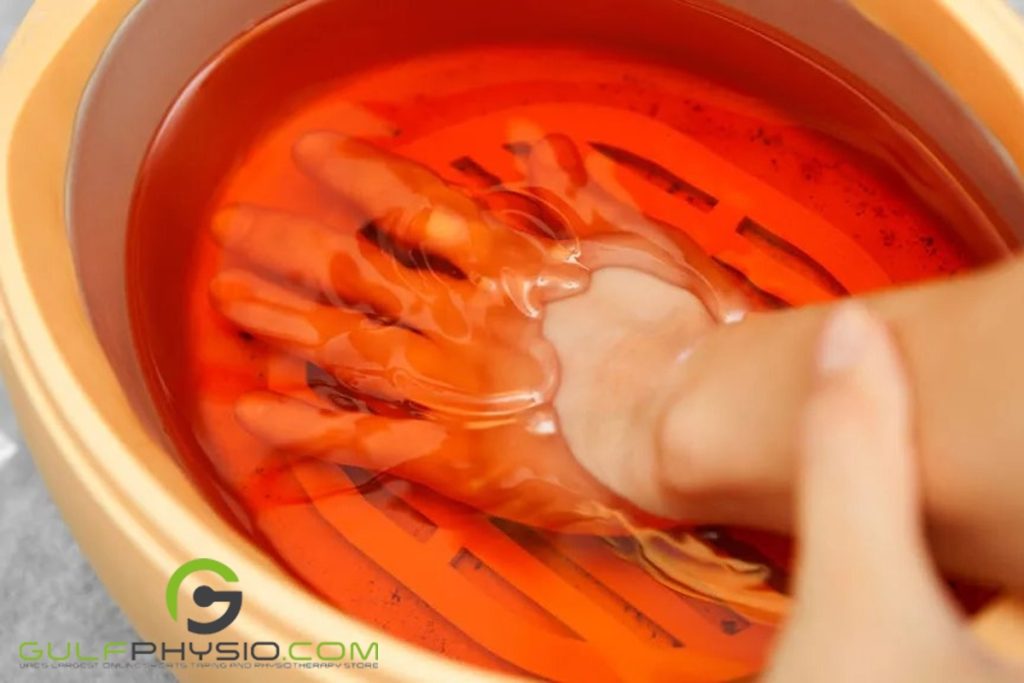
[127,2,995,680]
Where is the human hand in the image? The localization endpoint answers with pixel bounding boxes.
[602,251,1024,589]
[207,131,716,533]
[765,303,1022,682]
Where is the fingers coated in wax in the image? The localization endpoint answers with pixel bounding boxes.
[293,132,500,274]
[209,269,478,403]
[525,134,589,196]
[236,390,460,472]
[212,204,477,339]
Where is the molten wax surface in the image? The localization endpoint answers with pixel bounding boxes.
[129,1,995,680]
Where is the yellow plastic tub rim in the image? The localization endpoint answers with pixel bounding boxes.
[0,1,1023,681]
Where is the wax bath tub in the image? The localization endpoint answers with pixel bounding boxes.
[2,1,1024,681]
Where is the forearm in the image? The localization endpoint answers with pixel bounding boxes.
[653,256,1024,588]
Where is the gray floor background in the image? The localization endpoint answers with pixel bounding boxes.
[1,0,1023,681]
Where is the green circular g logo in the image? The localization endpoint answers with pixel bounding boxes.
[166,558,242,635]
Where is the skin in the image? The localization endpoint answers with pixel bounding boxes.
[210,128,1024,622]
[762,302,1022,682]
[210,131,806,613]
[579,254,1024,590]
[195,117,1024,679]
[209,132,693,534]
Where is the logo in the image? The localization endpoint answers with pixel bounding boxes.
[18,556,380,672]
[165,559,243,635]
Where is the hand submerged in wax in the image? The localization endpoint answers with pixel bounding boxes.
[208,131,740,534]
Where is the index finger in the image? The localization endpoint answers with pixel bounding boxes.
[295,132,541,277]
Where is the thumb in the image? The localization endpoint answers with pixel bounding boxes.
[783,303,964,655]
